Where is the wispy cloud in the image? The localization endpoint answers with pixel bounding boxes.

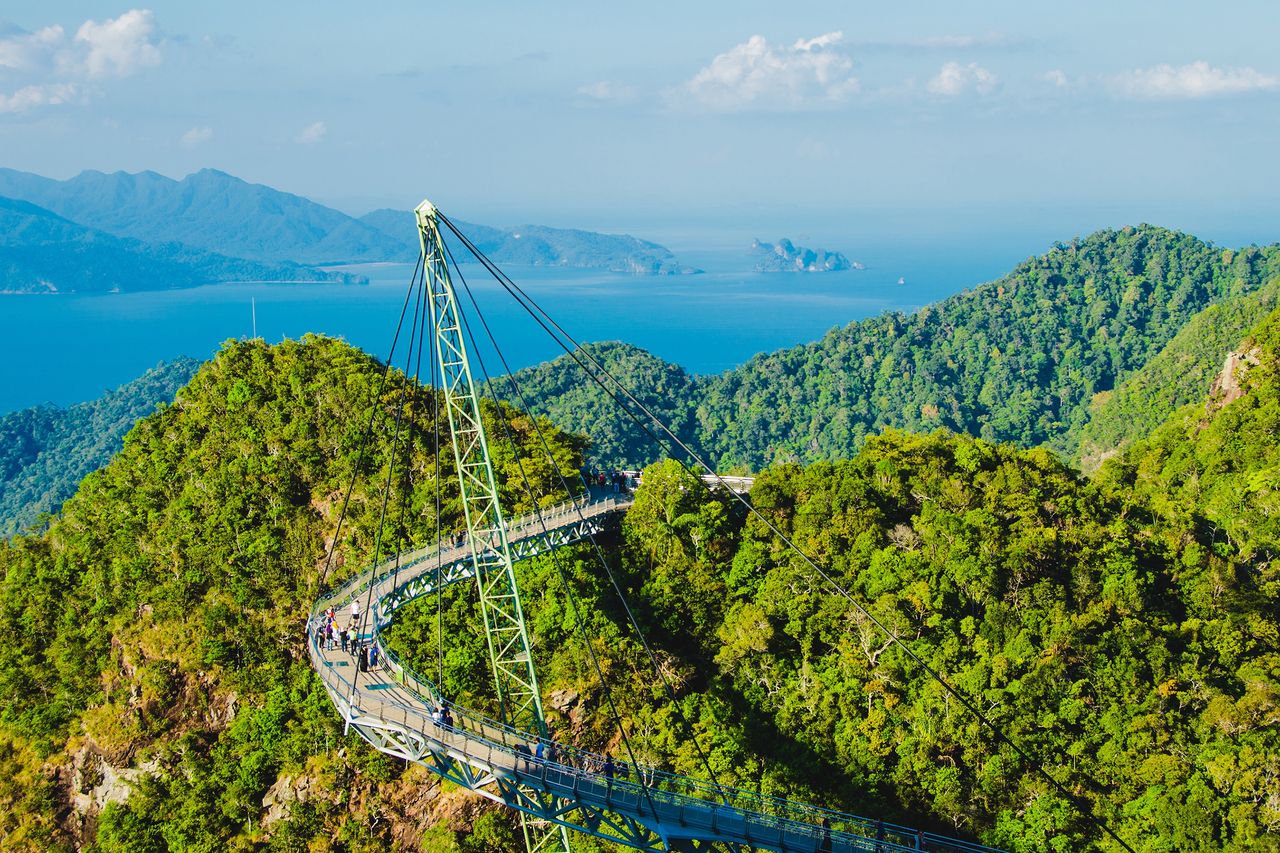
[673,32,859,111]
[1041,69,1070,89]
[854,32,1024,51]
[1109,61,1278,99]
[295,120,327,144]
[927,61,999,96]
[180,125,213,147]
[0,9,161,114]
[0,82,78,114]
[576,80,638,103]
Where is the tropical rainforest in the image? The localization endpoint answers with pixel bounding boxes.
[0,224,1276,852]
[516,225,1280,471]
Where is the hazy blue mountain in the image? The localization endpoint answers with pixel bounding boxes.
[0,167,403,265]
[750,237,858,272]
[360,208,701,274]
[0,196,360,293]
[0,357,199,537]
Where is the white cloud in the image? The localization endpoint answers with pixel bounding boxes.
[577,80,638,102]
[927,61,999,96]
[908,33,1015,49]
[181,125,213,147]
[1109,61,1278,99]
[0,25,66,73]
[0,82,77,114]
[295,121,327,144]
[75,9,162,78]
[1042,69,1069,89]
[676,32,859,111]
[0,10,161,115]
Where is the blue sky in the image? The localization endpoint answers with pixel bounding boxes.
[2,2,1278,245]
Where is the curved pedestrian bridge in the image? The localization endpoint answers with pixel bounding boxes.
[308,493,1005,853]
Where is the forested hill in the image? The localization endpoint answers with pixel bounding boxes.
[0,336,587,850]
[1,322,1277,849]
[0,358,199,537]
[517,225,1280,469]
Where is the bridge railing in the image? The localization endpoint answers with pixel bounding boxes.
[314,628,973,853]
[367,636,993,853]
[311,492,625,620]
[308,489,1001,853]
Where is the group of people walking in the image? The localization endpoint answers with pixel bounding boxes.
[312,599,379,673]
[585,467,638,494]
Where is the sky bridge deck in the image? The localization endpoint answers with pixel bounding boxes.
[308,492,1005,853]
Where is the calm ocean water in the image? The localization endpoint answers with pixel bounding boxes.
[0,242,1027,414]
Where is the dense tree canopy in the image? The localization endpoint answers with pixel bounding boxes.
[518,226,1280,472]
[0,231,1277,852]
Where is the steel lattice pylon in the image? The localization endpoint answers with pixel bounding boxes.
[416,200,573,853]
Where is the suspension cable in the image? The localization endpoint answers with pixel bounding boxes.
[441,235,739,810]
[350,270,426,701]
[316,251,422,595]
[442,249,667,822]
[438,211,1138,853]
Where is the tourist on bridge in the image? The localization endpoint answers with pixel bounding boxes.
[358,642,369,672]
[441,706,454,732]
[602,753,615,791]
[350,598,361,622]
[369,642,379,670]
[432,706,444,727]
[339,624,349,653]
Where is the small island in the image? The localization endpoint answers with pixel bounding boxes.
[750,238,861,272]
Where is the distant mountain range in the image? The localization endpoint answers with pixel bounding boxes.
[750,237,858,272]
[359,209,700,274]
[0,196,359,294]
[0,167,402,266]
[0,167,699,279]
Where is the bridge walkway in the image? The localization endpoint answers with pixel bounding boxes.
[309,493,1002,853]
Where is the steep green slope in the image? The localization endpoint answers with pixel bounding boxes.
[511,341,702,468]
[517,226,1280,471]
[1076,274,1280,471]
[697,226,1280,469]
[0,196,358,293]
[1101,303,1280,572]
[0,336,585,850]
[0,357,200,537]
[1,328,1276,851]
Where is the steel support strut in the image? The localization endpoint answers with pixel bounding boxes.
[416,200,573,853]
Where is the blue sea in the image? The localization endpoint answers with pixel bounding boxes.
[0,241,1032,415]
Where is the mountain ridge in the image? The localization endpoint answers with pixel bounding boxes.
[0,166,700,273]
[0,195,361,293]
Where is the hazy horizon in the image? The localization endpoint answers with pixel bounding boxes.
[2,2,1278,248]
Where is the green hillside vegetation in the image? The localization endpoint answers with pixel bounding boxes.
[0,358,200,537]
[511,341,702,469]
[1077,272,1280,470]
[0,336,585,850]
[0,319,1276,850]
[517,226,1280,472]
